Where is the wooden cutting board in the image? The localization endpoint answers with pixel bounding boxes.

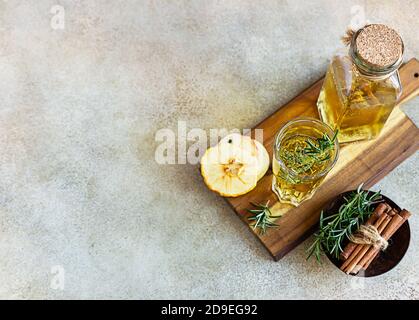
[224,58,419,261]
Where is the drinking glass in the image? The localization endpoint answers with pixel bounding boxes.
[272,118,339,206]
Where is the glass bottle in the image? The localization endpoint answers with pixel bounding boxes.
[317,24,404,143]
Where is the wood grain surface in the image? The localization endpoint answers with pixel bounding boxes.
[224,58,419,261]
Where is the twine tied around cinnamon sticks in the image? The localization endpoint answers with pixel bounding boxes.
[348,224,388,251]
[340,202,411,275]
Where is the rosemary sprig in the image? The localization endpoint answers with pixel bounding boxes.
[280,130,338,175]
[303,130,338,163]
[306,184,382,263]
[247,201,281,235]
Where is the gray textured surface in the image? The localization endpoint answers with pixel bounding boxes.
[0,0,418,299]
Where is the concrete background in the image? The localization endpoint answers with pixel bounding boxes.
[0,0,418,299]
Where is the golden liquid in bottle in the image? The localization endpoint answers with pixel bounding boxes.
[317,56,399,143]
[272,131,332,206]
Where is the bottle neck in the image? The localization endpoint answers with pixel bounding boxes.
[352,64,397,81]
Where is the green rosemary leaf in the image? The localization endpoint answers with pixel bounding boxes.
[247,202,280,235]
[247,209,263,214]
[319,211,324,229]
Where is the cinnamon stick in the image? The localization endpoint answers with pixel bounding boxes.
[349,211,404,274]
[340,212,389,271]
[398,209,411,223]
[340,203,391,260]
[340,210,391,272]
[350,214,392,274]
[342,209,395,273]
[360,209,412,271]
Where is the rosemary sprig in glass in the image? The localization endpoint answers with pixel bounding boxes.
[247,201,281,235]
[303,130,338,163]
[280,130,338,175]
[306,184,382,263]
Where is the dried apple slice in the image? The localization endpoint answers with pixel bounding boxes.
[200,143,259,197]
[220,133,269,181]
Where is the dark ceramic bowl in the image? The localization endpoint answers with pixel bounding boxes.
[322,190,410,277]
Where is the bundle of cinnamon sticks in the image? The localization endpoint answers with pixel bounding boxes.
[340,202,411,274]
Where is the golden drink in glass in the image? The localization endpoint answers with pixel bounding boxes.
[272,118,339,206]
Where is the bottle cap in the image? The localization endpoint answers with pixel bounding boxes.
[350,24,404,76]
